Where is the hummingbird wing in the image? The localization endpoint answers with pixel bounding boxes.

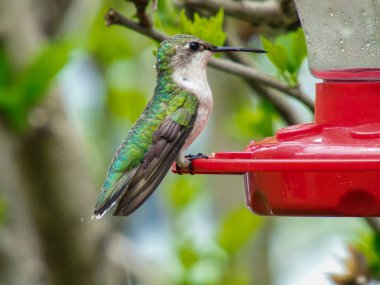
[93,92,198,218]
[113,109,196,216]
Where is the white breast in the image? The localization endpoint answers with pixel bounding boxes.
[172,53,213,154]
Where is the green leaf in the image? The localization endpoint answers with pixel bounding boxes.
[87,6,138,65]
[262,37,287,72]
[0,196,6,226]
[217,207,262,255]
[17,42,71,108]
[166,176,202,212]
[261,28,307,86]
[228,98,281,142]
[0,45,12,88]
[0,41,71,128]
[354,233,380,278]
[180,9,226,46]
[107,88,147,119]
[154,0,177,27]
[177,240,200,269]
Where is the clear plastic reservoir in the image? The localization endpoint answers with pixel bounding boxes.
[295,0,380,80]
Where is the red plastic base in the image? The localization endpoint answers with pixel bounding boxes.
[173,82,380,217]
[244,124,380,216]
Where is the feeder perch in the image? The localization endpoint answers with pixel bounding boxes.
[173,0,380,217]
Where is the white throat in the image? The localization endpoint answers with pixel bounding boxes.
[172,52,212,101]
[171,52,214,160]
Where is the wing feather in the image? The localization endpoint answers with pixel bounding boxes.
[113,116,193,216]
[93,167,138,219]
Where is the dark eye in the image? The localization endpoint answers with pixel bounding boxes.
[189,42,200,51]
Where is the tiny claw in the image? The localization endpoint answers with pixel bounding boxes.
[188,162,194,175]
[185,153,209,161]
[175,163,182,175]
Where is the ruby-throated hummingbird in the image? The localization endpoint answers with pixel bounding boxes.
[93,34,266,218]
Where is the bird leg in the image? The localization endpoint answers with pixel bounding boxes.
[175,153,208,175]
[175,163,183,175]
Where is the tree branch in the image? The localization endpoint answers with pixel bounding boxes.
[104,8,314,112]
[247,82,302,125]
[209,58,314,111]
[223,39,303,125]
[130,0,152,28]
[105,8,166,41]
[178,0,299,30]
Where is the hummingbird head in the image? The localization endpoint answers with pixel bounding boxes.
[155,34,267,99]
[156,34,266,74]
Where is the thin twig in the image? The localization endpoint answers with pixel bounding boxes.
[209,58,314,111]
[247,82,302,125]
[178,0,299,30]
[105,8,166,41]
[130,0,152,28]
[223,37,304,124]
[104,8,314,112]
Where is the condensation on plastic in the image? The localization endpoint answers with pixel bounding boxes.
[295,0,380,80]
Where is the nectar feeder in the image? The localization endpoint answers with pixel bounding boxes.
[173,0,380,217]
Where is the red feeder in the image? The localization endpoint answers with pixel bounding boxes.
[173,1,380,217]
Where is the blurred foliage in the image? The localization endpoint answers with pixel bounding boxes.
[154,0,179,31]
[356,233,380,279]
[180,9,226,46]
[0,45,11,88]
[371,234,380,278]
[218,207,262,255]
[228,98,281,141]
[163,173,262,285]
[175,238,227,285]
[0,42,71,129]
[167,176,202,213]
[262,28,306,86]
[0,195,6,226]
[88,7,137,65]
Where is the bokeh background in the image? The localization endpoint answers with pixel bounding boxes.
[0,0,378,284]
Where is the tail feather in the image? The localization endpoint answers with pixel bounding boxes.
[92,167,138,219]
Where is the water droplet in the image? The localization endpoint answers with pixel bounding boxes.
[80,217,84,222]
[366,43,370,47]
[341,48,345,53]
[340,39,344,44]
[326,7,334,17]
[324,24,328,29]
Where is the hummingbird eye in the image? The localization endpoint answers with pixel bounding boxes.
[189,42,200,51]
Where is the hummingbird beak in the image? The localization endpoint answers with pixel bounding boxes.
[209,46,267,54]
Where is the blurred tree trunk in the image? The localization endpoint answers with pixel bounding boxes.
[0,0,126,284]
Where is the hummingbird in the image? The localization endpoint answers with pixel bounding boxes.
[93,34,266,218]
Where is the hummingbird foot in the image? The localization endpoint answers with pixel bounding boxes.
[175,160,193,175]
[185,153,208,175]
[175,163,183,175]
[185,153,209,160]
[175,153,207,175]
